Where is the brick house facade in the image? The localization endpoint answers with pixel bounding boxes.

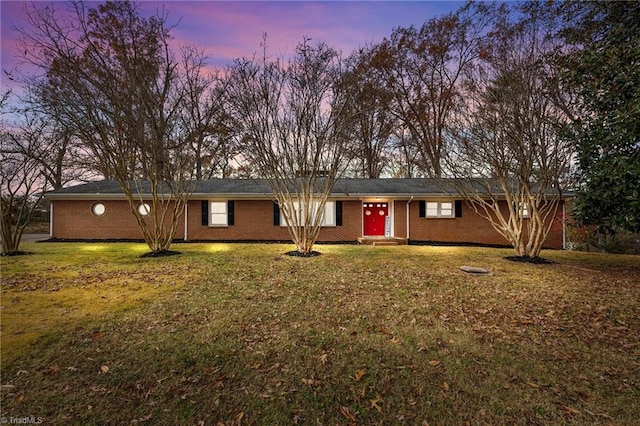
[46,179,568,249]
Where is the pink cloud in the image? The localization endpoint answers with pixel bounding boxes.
[1,2,31,88]
[159,1,462,66]
[1,1,462,91]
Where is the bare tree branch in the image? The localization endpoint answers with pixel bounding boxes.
[226,37,356,254]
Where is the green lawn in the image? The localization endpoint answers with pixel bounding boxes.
[1,242,638,425]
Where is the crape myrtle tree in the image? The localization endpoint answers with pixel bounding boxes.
[369,2,501,177]
[226,38,356,255]
[447,3,572,259]
[0,91,49,255]
[19,1,214,255]
[558,1,640,234]
[0,136,47,256]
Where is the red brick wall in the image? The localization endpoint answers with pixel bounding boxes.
[51,199,185,240]
[51,198,565,249]
[407,199,565,249]
[187,199,362,242]
[394,200,408,238]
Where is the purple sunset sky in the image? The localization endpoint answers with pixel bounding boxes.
[1,1,463,91]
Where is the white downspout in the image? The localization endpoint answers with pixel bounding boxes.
[184,203,188,242]
[562,202,566,250]
[49,202,54,238]
[406,196,414,242]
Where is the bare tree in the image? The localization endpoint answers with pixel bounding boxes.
[386,129,424,178]
[342,46,397,178]
[371,2,501,177]
[10,90,90,190]
[447,4,572,259]
[0,91,49,255]
[177,46,234,180]
[226,38,355,254]
[19,1,213,254]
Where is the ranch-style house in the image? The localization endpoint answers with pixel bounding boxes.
[45,178,569,249]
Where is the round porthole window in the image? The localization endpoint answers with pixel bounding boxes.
[365,210,372,216]
[92,203,106,216]
[379,210,385,216]
[137,203,151,216]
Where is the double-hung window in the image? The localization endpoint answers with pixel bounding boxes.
[202,200,235,226]
[517,202,530,218]
[279,200,336,227]
[209,201,228,226]
[419,200,461,218]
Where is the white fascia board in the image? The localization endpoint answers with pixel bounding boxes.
[45,193,130,201]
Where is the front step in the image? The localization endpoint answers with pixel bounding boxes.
[372,240,399,246]
[357,237,407,246]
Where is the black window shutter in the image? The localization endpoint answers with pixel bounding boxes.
[455,200,463,218]
[227,201,235,226]
[273,202,280,226]
[201,201,208,226]
[418,200,426,218]
[336,201,343,226]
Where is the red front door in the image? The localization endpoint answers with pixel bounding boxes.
[363,202,388,236]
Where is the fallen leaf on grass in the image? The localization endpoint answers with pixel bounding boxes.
[316,353,328,365]
[339,406,356,422]
[562,405,581,415]
[428,360,441,366]
[442,382,450,391]
[354,368,366,382]
[131,413,152,423]
[301,378,322,386]
[100,365,109,374]
[370,394,383,413]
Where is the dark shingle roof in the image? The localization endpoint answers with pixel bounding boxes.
[47,178,569,199]
[47,178,459,199]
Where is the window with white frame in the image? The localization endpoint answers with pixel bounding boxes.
[209,201,228,226]
[440,202,453,217]
[518,202,530,218]
[423,201,454,218]
[280,200,336,227]
[426,202,439,217]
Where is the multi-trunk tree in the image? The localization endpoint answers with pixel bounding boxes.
[447,3,572,259]
[0,91,49,255]
[20,0,215,254]
[226,38,356,255]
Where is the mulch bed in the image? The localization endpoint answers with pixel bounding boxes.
[504,255,554,264]
[284,250,322,257]
[140,250,182,258]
